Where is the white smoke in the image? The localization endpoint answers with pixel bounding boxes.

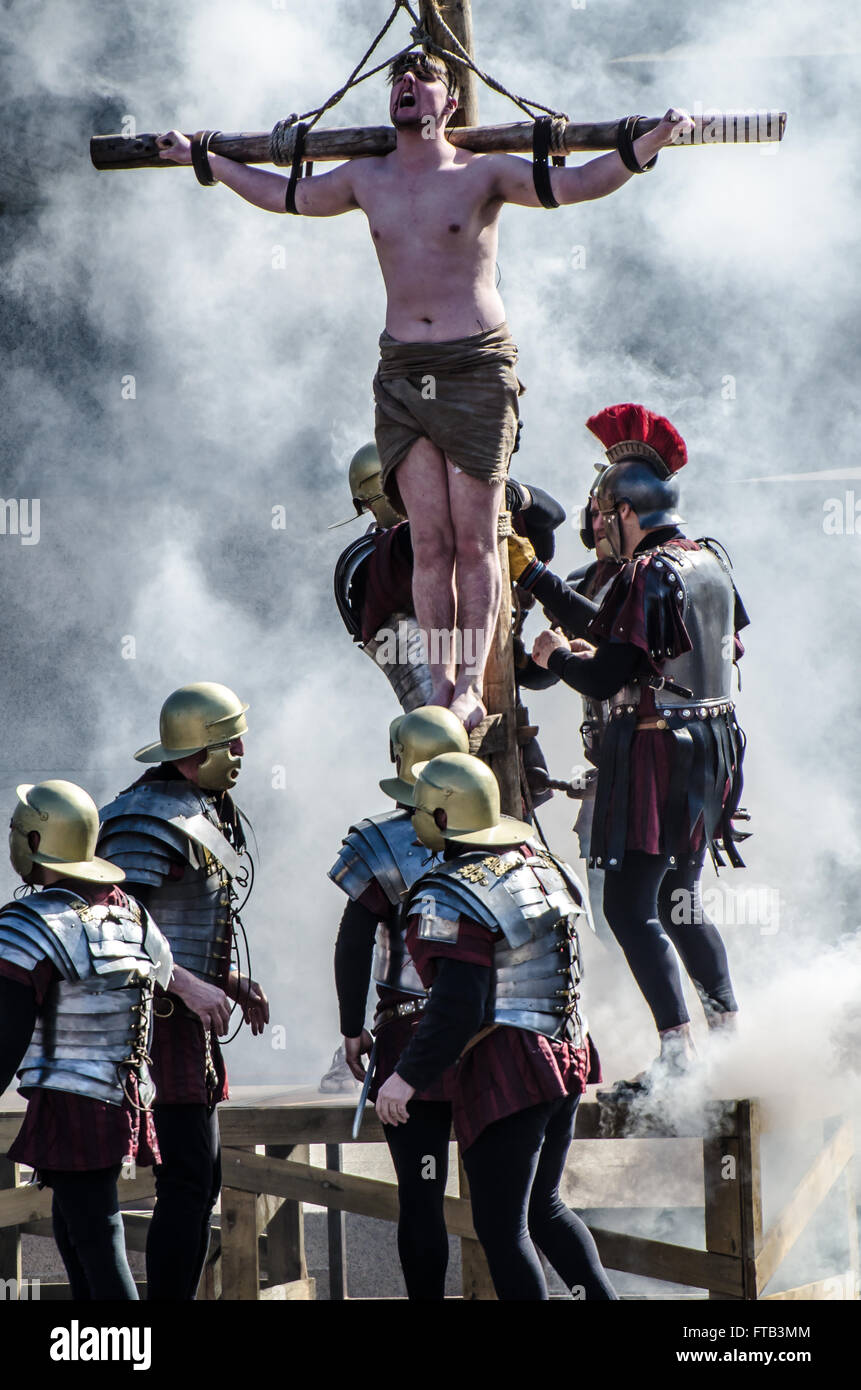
[1,0,860,1296]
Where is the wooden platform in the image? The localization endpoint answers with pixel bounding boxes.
[1,1085,857,1300]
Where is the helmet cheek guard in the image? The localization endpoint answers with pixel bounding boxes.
[579,504,595,551]
[197,742,242,791]
[412,803,447,853]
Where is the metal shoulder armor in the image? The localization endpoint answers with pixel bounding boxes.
[98,781,244,885]
[0,890,93,977]
[334,532,377,642]
[11,889,169,1107]
[407,846,588,1046]
[98,781,246,984]
[328,810,425,908]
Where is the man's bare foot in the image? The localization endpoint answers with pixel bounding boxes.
[428,678,455,708]
[449,687,487,732]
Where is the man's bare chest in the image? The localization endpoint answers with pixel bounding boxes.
[359,163,496,253]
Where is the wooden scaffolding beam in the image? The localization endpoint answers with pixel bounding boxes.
[2,1092,856,1301]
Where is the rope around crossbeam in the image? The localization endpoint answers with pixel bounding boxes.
[269,0,568,166]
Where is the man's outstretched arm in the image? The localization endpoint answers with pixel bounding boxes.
[156,130,359,216]
[490,108,694,208]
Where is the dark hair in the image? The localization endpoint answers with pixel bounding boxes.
[387,51,458,101]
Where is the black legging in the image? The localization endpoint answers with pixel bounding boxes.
[383,1099,452,1300]
[44,1165,138,1300]
[462,1095,618,1301]
[602,850,738,1033]
[146,1104,221,1301]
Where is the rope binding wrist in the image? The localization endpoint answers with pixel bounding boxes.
[617,115,658,173]
[190,129,221,186]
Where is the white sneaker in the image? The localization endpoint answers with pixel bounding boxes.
[318,1044,359,1094]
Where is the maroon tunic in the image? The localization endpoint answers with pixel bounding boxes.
[357,881,455,1105]
[405,914,600,1153]
[1,883,161,1172]
[360,523,414,643]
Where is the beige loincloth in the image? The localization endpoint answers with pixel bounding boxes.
[373,321,524,513]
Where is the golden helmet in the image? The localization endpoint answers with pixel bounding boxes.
[411,752,533,853]
[329,442,404,530]
[9,780,125,884]
[380,706,470,805]
[134,682,248,791]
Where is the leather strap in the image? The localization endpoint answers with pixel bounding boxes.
[459,1023,499,1059]
[190,129,220,186]
[532,116,562,209]
[374,998,427,1031]
[284,121,309,214]
[617,115,658,174]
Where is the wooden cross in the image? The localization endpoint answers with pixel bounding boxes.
[87,0,784,822]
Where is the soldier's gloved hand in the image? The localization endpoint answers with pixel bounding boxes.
[228,973,270,1036]
[170,966,232,1035]
[344,1030,374,1082]
[507,533,537,581]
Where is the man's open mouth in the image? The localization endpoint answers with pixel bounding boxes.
[399,93,416,108]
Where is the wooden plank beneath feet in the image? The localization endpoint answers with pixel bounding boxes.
[755,1119,853,1294]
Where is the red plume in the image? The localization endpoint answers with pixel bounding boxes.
[586,403,687,475]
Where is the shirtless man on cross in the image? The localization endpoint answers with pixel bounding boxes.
[157,51,691,730]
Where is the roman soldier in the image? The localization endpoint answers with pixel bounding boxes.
[375,752,616,1301]
[509,404,748,1090]
[0,780,229,1300]
[332,440,564,800]
[328,704,468,1300]
[97,682,269,1300]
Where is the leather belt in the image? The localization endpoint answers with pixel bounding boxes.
[636,717,671,730]
[374,998,427,1030]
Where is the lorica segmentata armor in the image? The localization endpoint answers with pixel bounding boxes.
[408,847,588,1046]
[329,810,428,996]
[98,781,247,984]
[0,888,172,1106]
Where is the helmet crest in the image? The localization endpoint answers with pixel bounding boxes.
[587,403,687,476]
